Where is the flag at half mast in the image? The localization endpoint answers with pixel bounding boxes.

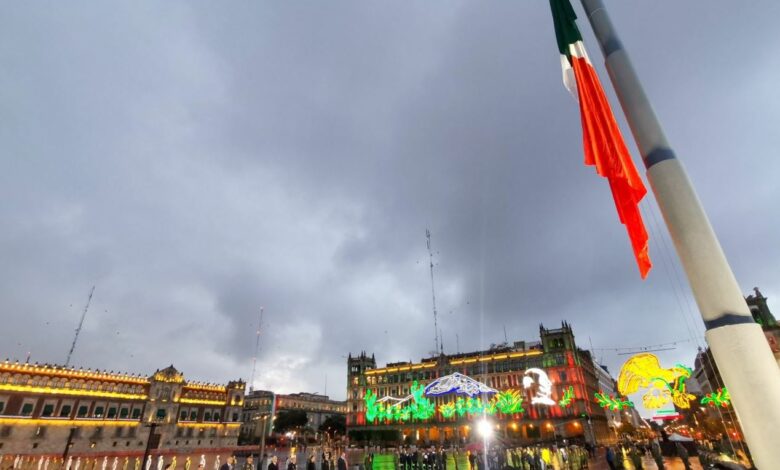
[549,0,652,278]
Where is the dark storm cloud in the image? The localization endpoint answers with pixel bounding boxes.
[2,1,779,408]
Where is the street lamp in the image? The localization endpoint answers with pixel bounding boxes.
[477,419,492,470]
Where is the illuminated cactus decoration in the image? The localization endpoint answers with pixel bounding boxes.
[439,402,456,419]
[594,392,634,411]
[701,388,731,408]
[558,386,575,408]
[494,390,525,414]
[364,390,378,422]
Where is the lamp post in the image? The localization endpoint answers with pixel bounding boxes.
[477,419,492,470]
[62,427,77,462]
[141,422,159,470]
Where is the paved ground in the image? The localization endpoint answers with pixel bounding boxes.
[588,453,703,470]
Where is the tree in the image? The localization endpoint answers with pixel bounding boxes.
[318,414,346,435]
[273,410,309,434]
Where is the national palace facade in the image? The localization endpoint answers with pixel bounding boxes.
[346,323,623,446]
[0,362,244,455]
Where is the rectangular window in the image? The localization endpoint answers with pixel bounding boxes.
[189,410,197,421]
[21,403,34,416]
[42,404,55,417]
[60,405,73,418]
[0,401,4,414]
[180,410,188,421]
[94,406,105,418]
[204,411,211,421]
[131,408,141,419]
[107,407,117,419]
[77,406,89,418]
[119,408,129,419]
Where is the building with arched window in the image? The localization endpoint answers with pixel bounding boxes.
[0,363,244,455]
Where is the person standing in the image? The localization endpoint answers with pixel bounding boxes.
[674,443,691,470]
[306,455,315,470]
[267,457,279,470]
[243,457,255,470]
[605,447,616,470]
[287,456,297,470]
[336,454,346,470]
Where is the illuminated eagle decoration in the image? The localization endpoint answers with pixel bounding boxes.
[617,353,696,409]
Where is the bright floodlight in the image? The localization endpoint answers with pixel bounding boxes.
[477,419,493,438]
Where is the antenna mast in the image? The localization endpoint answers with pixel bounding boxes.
[249,307,264,392]
[65,285,95,367]
[426,229,440,355]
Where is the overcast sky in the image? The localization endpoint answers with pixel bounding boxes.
[2,1,778,414]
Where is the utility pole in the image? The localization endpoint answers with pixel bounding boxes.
[141,422,158,470]
[250,307,264,392]
[62,427,77,461]
[65,286,95,367]
[426,229,440,355]
[578,1,780,466]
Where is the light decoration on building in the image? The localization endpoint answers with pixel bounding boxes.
[0,418,140,427]
[594,392,634,410]
[423,372,498,397]
[701,388,731,408]
[0,384,147,401]
[364,381,435,423]
[523,368,556,405]
[558,386,575,407]
[178,398,226,406]
[617,353,696,409]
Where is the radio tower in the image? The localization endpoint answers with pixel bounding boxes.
[426,229,440,355]
[65,285,95,367]
[249,307,264,392]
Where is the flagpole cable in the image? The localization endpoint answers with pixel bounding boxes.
[643,200,742,456]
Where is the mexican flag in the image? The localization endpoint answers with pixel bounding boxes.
[549,0,652,279]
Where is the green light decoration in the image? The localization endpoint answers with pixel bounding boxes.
[494,390,525,414]
[439,402,456,419]
[365,381,526,423]
[701,388,731,408]
[364,389,378,422]
[558,386,575,408]
[594,391,634,411]
[363,381,436,423]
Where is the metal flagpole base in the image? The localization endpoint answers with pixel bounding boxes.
[706,323,780,467]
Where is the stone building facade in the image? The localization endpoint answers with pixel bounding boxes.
[346,322,616,446]
[239,390,347,444]
[0,363,244,455]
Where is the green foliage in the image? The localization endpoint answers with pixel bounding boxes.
[318,414,346,434]
[273,409,309,433]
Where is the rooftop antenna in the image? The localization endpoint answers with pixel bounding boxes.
[65,285,95,367]
[503,325,508,344]
[249,307,264,392]
[426,229,440,355]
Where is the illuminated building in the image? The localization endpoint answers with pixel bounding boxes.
[0,363,244,455]
[240,390,347,444]
[346,322,614,445]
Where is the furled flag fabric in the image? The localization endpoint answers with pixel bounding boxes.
[549,0,652,278]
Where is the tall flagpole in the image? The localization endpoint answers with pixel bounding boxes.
[578,0,780,467]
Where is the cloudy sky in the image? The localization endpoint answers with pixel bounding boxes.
[2,1,778,413]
